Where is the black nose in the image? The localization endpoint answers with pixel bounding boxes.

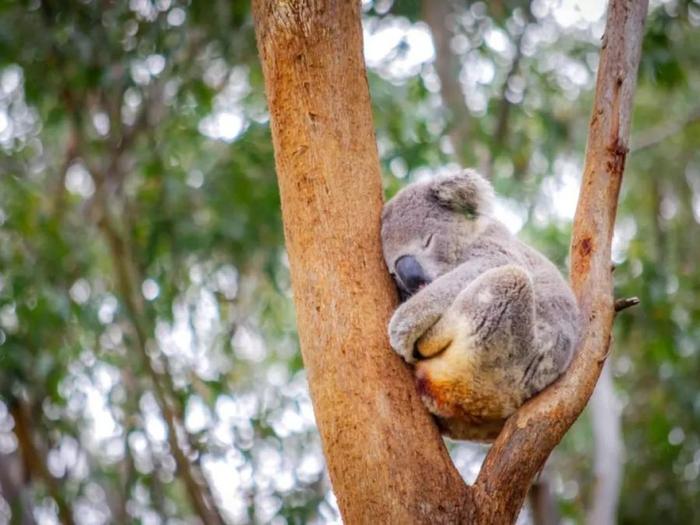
[395,255,429,296]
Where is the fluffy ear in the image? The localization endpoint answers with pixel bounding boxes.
[429,169,494,217]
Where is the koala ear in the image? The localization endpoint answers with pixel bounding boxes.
[429,169,494,217]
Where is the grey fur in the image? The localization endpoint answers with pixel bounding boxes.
[381,169,580,439]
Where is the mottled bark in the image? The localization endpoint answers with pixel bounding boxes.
[253,0,647,523]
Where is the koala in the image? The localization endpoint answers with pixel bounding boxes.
[381,169,580,442]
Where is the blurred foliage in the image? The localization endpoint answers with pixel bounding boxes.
[0,0,698,524]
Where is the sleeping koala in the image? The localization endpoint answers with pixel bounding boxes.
[381,169,580,441]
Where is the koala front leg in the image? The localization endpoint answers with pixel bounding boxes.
[411,265,537,421]
[388,258,499,363]
[417,264,535,367]
[388,288,447,363]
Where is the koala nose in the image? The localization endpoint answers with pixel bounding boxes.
[395,255,429,296]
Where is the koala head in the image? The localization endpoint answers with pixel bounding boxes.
[381,169,494,300]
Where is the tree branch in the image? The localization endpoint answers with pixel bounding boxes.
[493,9,533,155]
[470,1,648,521]
[422,0,475,167]
[632,107,700,152]
[97,212,225,525]
[614,296,640,312]
[9,395,75,525]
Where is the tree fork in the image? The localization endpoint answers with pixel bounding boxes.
[253,0,647,523]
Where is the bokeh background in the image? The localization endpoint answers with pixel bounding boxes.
[0,0,699,523]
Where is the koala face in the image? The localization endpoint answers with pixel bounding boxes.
[381,170,494,300]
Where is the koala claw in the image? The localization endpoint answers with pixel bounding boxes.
[388,311,418,364]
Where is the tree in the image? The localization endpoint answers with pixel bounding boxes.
[253,0,647,522]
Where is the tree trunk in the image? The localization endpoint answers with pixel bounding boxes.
[253,0,647,523]
[253,1,471,523]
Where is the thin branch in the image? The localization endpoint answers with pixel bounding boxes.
[469,1,648,522]
[9,395,76,525]
[52,121,80,219]
[614,296,640,312]
[422,0,474,167]
[423,3,535,180]
[98,212,225,525]
[38,8,222,520]
[632,107,700,152]
[59,71,225,525]
[493,9,534,153]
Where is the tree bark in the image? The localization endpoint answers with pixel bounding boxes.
[253,0,647,523]
[253,1,471,523]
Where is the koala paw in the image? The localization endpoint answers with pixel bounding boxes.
[388,308,418,364]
